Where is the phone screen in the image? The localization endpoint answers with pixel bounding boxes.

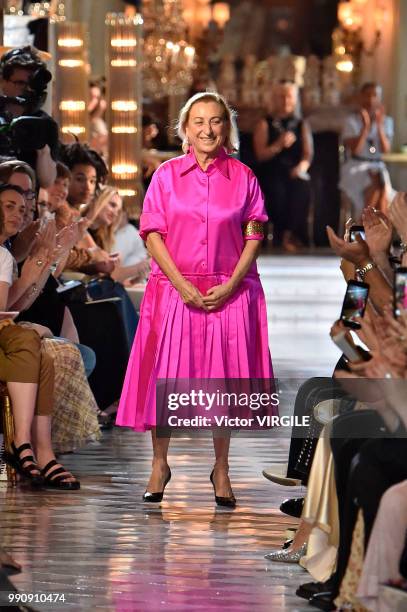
[394,268,407,317]
[340,281,369,329]
[349,225,366,243]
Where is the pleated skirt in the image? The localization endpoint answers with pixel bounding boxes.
[116,273,274,431]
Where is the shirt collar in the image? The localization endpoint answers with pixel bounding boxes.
[180,147,230,179]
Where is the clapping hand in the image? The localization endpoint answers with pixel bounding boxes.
[382,304,407,353]
[54,218,90,258]
[388,192,407,243]
[374,104,386,126]
[33,218,57,255]
[20,246,53,283]
[290,160,309,179]
[276,130,296,150]
[361,108,371,130]
[362,207,392,256]
[11,219,41,262]
[326,225,370,266]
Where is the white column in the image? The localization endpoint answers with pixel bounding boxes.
[67,0,123,76]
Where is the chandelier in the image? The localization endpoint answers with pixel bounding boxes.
[142,0,196,99]
[333,0,388,75]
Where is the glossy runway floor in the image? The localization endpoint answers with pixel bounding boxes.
[0,255,345,611]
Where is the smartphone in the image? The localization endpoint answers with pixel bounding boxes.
[340,280,369,329]
[332,330,369,362]
[349,225,366,243]
[394,267,407,317]
[56,280,82,293]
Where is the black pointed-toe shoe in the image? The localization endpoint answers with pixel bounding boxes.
[210,469,236,508]
[142,468,171,503]
[279,496,304,518]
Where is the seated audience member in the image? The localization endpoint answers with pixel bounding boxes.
[58,143,117,275]
[47,153,138,352]
[0,160,81,339]
[0,174,101,451]
[59,142,108,211]
[253,80,313,251]
[88,186,150,284]
[11,152,137,411]
[357,479,407,611]
[40,161,76,230]
[340,82,394,220]
[0,186,79,489]
[267,198,407,610]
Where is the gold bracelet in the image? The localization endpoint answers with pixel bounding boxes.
[243,221,264,238]
[355,261,376,280]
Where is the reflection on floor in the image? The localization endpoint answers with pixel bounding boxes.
[0,255,344,611]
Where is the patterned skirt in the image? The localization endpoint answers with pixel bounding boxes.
[43,339,101,454]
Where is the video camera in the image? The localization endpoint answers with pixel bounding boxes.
[0,47,58,158]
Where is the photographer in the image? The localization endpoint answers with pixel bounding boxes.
[0,46,57,188]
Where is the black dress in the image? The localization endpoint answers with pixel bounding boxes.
[257,114,311,246]
[15,275,65,336]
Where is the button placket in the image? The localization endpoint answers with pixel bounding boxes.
[201,174,209,270]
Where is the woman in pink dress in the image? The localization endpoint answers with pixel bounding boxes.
[116,92,274,506]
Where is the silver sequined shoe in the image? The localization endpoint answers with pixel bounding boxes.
[264,542,306,563]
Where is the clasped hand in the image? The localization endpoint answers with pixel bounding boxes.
[177,280,233,311]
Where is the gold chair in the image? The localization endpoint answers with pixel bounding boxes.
[0,383,17,485]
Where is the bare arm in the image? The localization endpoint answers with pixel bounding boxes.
[345,110,371,157]
[36,145,57,188]
[326,226,392,314]
[111,259,150,283]
[8,260,52,311]
[146,232,207,309]
[291,121,313,177]
[227,240,261,292]
[202,240,261,311]
[300,120,313,168]
[377,124,391,154]
[0,281,9,311]
[375,107,391,154]
[253,119,283,162]
[7,248,52,310]
[358,261,392,314]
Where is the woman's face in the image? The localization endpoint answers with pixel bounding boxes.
[46,177,70,211]
[185,101,228,157]
[273,84,297,116]
[69,164,97,207]
[9,171,36,228]
[0,189,26,238]
[96,193,122,227]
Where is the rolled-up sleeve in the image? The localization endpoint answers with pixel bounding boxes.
[242,171,268,240]
[139,170,168,242]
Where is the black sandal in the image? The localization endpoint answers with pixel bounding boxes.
[40,460,80,490]
[3,442,44,488]
[96,409,114,430]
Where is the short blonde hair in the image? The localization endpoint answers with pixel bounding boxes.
[176,91,239,154]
